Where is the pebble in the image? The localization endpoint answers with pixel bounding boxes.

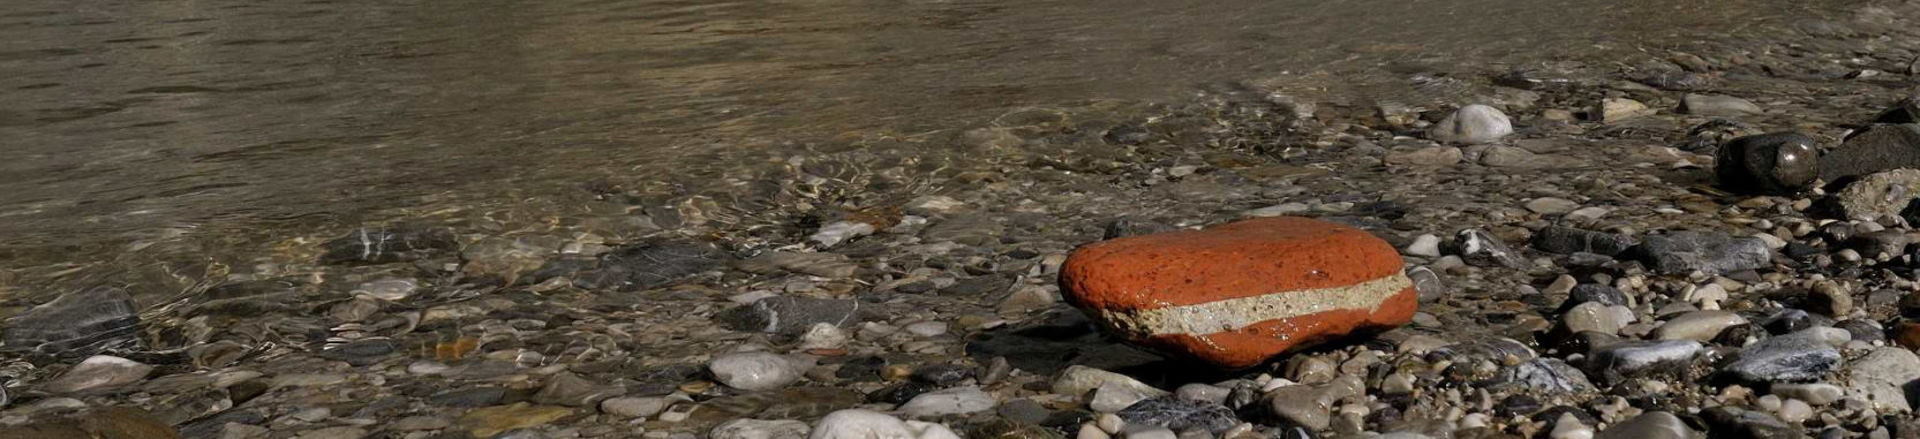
[716,297,863,335]
[1586,340,1701,383]
[903,321,949,338]
[1532,227,1636,256]
[1174,384,1231,405]
[454,403,573,439]
[1681,93,1763,116]
[1525,197,1581,215]
[1428,104,1514,144]
[1059,217,1416,368]
[1834,169,1920,221]
[1263,375,1363,431]
[40,355,153,394]
[1596,98,1654,123]
[810,221,876,248]
[1562,302,1634,335]
[1384,147,1464,168]
[1115,397,1238,434]
[1772,383,1845,405]
[1054,366,1169,400]
[1630,230,1771,275]
[1404,234,1443,258]
[1090,381,1158,413]
[709,352,802,391]
[1493,358,1595,392]
[1549,413,1594,439]
[898,387,995,417]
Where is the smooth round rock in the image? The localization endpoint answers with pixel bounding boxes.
[1715,132,1817,195]
[1061,217,1417,369]
[809,409,960,439]
[1651,311,1749,342]
[1428,104,1515,144]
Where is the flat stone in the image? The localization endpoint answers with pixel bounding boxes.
[601,396,674,418]
[713,419,811,439]
[709,352,802,391]
[1262,375,1363,431]
[1089,381,1155,413]
[1053,366,1168,401]
[1595,411,1690,439]
[811,221,876,248]
[2,286,143,358]
[1596,98,1654,123]
[1480,146,1581,169]
[1532,227,1636,256]
[1651,311,1749,342]
[1428,105,1514,144]
[0,407,182,439]
[1492,358,1595,393]
[717,297,863,335]
[1723,330,1842,384]
[532,372,620,407]
[811,409,962,439]
[1771,383,1844,405]
[738,251,859,278]
[1834,169,1920,221]
[40,355,153,394]
[1845,347,1920,412]
[1568,284,1630,307]
[1525,198,1580,215]
[1630,231,1770,275]
[1385,147,1464,167]
[454,403,572,438]
[1821,124,1920,182]
[898,387,995,417]
[1060,217,1416,368]
[573,239,733,291]
[1562,302,1633,335]
[1586,340,1701,384]
[1681,94,1763,116]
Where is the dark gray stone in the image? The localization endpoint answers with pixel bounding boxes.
[1716,133,1819,195]
[716,296,861,335]
[1723,331,1841,383]
[1491,358,1594,393]
[910,364,974,386]
[1116,397,1239,434]
[574,239,732,291]
[867,381,936,405]
[1104,217,1175,240]
[1700,407,1799,439]
[320,226,458,264]
[1532,227,1637,256]
[2,286,142,359]
[1874,96,1920,125]
[1569,284,1629,307]
[1822,124,1920,182]
[1450,228,1528,269]
[430,387,508,407]
[1630,231,1771,275]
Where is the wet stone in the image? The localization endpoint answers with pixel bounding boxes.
[1700,406,1798,439]
[1845,347,1920,412]
[898,386,996,417]
[1532,227,1636,256]
[1568,284,1629,307]
[1115,397,1239,434]
[1630,231,1771,275]
[1682,93,1763,117]
[316,339,397,366]
[2,286,143,359]
[1834,169,1920,221]
[910,364,974,386]
[1586,340,1701,384]
[532,372,621,407]
[712,419,810,439]
[40,355,152,394]
[1715,133,1819,195]
[716,296,862,335]
[869,381,938,405]
[1723,330,1842,384]
[709,352,802,391]
[573,239,733,291]
[319,225,458,264]
[430,387,509,407]
[1875,96,1920,124]
[454,403,572,438]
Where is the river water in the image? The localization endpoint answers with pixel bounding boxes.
[0,0,1849,298]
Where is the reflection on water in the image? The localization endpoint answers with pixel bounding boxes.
[0,0,1837,293]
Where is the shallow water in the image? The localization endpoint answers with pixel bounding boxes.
[0,0,1844,293]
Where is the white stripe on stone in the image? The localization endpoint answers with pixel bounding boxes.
[1099,273,1412,336]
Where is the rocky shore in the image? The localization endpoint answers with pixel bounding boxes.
[6,2,1920,438]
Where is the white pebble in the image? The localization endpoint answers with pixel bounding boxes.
[709,352,801,391]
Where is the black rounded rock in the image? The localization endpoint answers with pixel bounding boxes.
[1715,132,1818,195]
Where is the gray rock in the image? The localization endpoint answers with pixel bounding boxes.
[2,286,142,359]
[39,355,152,394]
[1428,105,1514,144]
[1407,266,1447,302]
[1491,358,1595,393]
[319,225,458,264]
[1430,337,1537,364]
[1174,384,1230,405]
[1116,397,1238,434]
[1700,407,1796,439]
[574,239,733,291]
[1630,231,1771,275]
[1532,227,1636,256]
[1834,169,1920,221]
[601,396,674,418]
[1053,366,1167,400]
[898,387,995,417]
[1264,375,1363,431]
[1596,411,1691,439]
[1480,146,1581,169]
[1681,94,1763,117]
[1586,340,1701,384]
[1104,217,1176,240]
[1723,330,1842,384]
[1568,284,1629,307]
[1385,147,1465,167]
[429,387,507,407]
[1821,123,1920,182]
[709,352,802,391]
[1562,302,1633,335]
[712,419,810,439]
[717,297,862,335]
[1450,228,1528,269]
[317,339,397,367]
[1090,381,1157,413]
[1846,347,1920,412]
[1771,383,1845,405]
[737,251,859,278]
[1715,133,1819,195]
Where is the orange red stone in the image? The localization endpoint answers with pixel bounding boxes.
[1060,217,1418,368]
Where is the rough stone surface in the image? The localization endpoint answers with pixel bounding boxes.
[1723,330,1842,384]
[1846,347,1920,412]
[717,297,863,335]
[1822,123,1920,182]
[1835,169,1920,221]
[710,352,803,391]
[1630,231,1770,275]
[1060,217,1417,368]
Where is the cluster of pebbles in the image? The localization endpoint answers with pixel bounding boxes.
[7,1,1920,439]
